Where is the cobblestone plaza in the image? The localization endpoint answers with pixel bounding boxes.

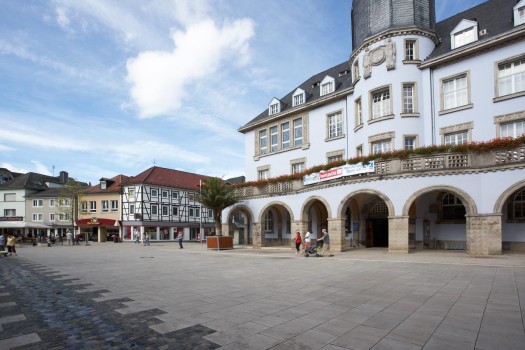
[1,243,524,349]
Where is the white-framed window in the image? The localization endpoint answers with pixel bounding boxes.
[514,1,525,26]
[58,198,70,207]
[151,204,158,215]
[172,191,179,199]
[404,136,417,150]
[4,209,16,217]
[270,125,278,152]
[162,190,169,199]
[81,201,88,213]
[355,97,362,128]
[320,76,335,96]
[291,158,306,174]
[264,210,274,231]
[258,166,270,180]
[110,200,118,211]
[32,199,43,207]
[356,145,363,157]
[327,111,343,139]
[128,188,135,198]
[269,103,279,115]
[281,122,290,149]
[404,39,418,61]
[501,120,525,138]
[497,56,525,97]
[208,209,213,218]
[195,208,200,218]
[89,201,96,212]
[162,205,169,215]
[172,206,178,216]
[442,73,469,110]
[441,192,466,222]
[151,188,158,197]
[293,118,303,146]
[450,20,478,49]
[327,154,343,163]
[402,83,417,114]
[101,200,109,212]
[292,89,305,107]
[189,207,194,217]
[371,87,392,120]
[59,213,70,221]
[130,204,135,215]
[444,131,468,145]
[49,199,55,207]
[372,139,392,154]
[32,213,43,221]
[49,213,55,221]
[259,129,267,155]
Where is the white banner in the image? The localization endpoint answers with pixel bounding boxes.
[303,161,375,186]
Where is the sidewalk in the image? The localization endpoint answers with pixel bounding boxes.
[1,242,524,349]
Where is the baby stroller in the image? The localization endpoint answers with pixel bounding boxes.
[304,241,323,257]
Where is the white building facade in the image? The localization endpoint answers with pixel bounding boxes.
[226,0,525,255]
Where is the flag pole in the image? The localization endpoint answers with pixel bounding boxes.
[199,179,203,248]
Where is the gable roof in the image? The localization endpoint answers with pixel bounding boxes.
[239,61,352,132]
[0,172,65,191]
[83,174,130,194]
[428,0,518,59]
[125,166,213,191]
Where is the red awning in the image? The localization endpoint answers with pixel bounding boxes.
[76,218,118,227]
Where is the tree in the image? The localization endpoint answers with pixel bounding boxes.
[195,177,239,236]
[57,179,86,242]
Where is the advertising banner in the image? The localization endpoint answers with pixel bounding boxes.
[303,161,375,186]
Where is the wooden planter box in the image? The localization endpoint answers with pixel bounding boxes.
[206,236,233,250]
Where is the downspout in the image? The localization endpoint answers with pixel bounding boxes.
[430,67,436,145]
[345,95,350,160]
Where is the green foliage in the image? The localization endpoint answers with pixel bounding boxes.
[233,137,525,188]
[195,177,239,235]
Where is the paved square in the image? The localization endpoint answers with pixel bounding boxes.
[0,242,524,349]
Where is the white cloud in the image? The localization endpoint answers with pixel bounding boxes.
[126,17,254,118]
[31,161,52,175]
[55,6,71,29]
[0,144,14,152]
[0,163,29,174]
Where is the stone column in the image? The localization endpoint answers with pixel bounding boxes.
[291,220,309,250]
[327,217,345,252]
[388,216,409,254]
[221,223,229,237]
[252,222,262,249]
[466,214,502,256]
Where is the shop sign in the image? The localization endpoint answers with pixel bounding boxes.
[0,216,23,221]
[87,217,100,225]
[303,161,375,186]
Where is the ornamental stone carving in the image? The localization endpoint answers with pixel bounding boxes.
[363,38,396,79]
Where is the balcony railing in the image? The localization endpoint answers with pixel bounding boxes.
[234,145,525,198]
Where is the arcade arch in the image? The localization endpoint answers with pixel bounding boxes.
[259,202,293,247]
[227,205,254,245]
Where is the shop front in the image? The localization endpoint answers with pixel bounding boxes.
[76,218,120,242]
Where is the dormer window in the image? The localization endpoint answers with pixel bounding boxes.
[450,19,478,49]
[320,76,335,96]
[100,181,107,190]
[514,1,525,26]
[268,97,281,115]
[292,88,305,107]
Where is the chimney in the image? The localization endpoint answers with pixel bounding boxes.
[59,171,68,184]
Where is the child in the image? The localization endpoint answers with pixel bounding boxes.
[294,232,302,254]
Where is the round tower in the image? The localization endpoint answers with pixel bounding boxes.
[351,0,436,50]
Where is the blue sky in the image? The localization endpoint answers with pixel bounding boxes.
[0,0,486,184]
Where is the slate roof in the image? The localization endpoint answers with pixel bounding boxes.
[240,61,352,131]
[125,166,213,191]
[0,168,23,183]
[25,187,64,198]
[428,0,519,60]
[0,172,65,191]
[240,0,522,131]
[83,175,130,194]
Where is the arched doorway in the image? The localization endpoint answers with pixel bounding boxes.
[366,199,389,247]
[260,203,293,247]
[227,206,253,245]
[302,198,329,242]
[494,181,525,252]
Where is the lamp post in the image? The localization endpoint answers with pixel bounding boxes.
[199,179,203,248]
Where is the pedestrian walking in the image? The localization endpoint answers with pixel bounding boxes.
[6,234,17,256]
[0,233,7,256]
[304,231,311,250]
[144,233,150,246]
[134,230,140,244]
[294,232,302,254]
[316,229,333,257]
[177,231,183,249]
[66,230,73,246]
